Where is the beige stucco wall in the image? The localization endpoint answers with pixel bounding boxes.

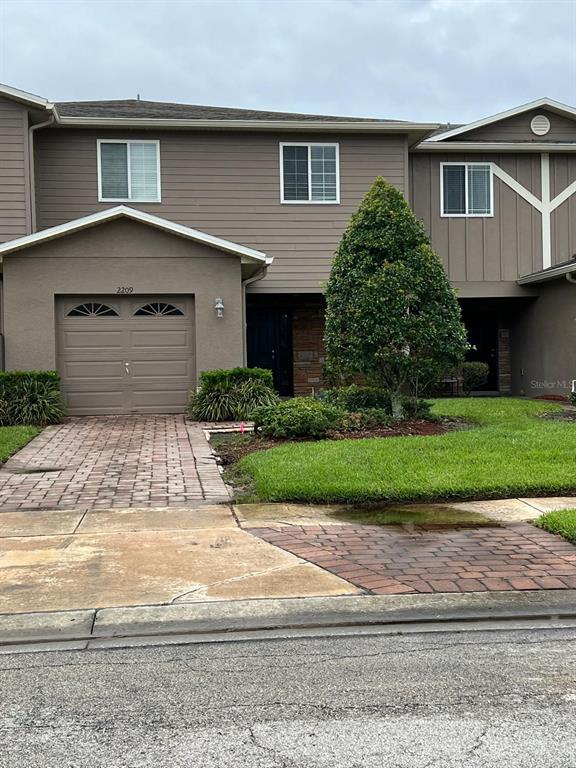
[511,278,576,398]
[2,219,244,380]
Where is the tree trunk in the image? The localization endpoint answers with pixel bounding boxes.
[390,391,404,421]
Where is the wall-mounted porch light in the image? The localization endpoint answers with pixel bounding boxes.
[214,297,224,318]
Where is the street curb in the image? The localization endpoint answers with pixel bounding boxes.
[1,590,576,649]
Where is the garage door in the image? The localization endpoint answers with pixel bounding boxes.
[56,295,195,415]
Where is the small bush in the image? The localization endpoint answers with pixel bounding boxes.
[461,362,489,395]
[199,367,273,389]
[0,372,63,426]
[570,390,576,406]
[320,385,431,420]
[189,367,278,421]
[337,408,392,431]
[253,398,344,438]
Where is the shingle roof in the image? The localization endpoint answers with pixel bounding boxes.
[55,99,405,123]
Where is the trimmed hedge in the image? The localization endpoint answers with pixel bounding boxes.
[0,371,64,426]
[189,367,278,421]
[199,367,273,389]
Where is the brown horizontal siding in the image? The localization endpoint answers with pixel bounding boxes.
[35,128,407,292]
[410,153,543,283]
[0,97,30,242]
[459,109,576,143]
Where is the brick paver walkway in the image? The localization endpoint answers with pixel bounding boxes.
[0,416,229,510]
[250,523,576,594]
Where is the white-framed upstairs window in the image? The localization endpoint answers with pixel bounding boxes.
[280,142,340,203]
[441,162,493,217]
[97,139,161,202]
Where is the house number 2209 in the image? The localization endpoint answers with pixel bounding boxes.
[116,287,134,294]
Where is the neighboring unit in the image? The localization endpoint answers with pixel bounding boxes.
[0,84,575,412]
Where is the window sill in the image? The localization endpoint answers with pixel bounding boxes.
[98,198,162,204]
[281,200,340,205]
[441,213,494,218]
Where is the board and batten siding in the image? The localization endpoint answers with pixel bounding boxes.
[34,128,407,293]
[550,154,576,265]
[0,96,31,242]
[450,109,576,143]
[410,153,544,291]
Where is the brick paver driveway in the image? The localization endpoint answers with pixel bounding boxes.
[251,522,576,594]
[0,416,228,510]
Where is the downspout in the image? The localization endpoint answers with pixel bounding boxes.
[28,115,55,233]
[566,273,576,284]
[241,265,269,364]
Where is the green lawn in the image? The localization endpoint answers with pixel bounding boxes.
[535,509,576,543]
[237,398,575,503]
[0,426,41,464]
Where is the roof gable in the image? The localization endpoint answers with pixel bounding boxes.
[432,98,576,143]
[0,206,271,265]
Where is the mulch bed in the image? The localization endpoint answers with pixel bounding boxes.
[212,418,464,466]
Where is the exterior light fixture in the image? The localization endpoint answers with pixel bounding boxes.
[214,298,224,318]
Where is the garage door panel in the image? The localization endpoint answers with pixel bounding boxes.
[131,389,190,409]
[57,295,195,415]
[129,329,191,348]
[131,360,191,378]
[60,361,125,379]
[62,330,125,350]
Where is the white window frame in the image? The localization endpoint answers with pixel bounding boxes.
[279,142,340,204]
[440,162,494,218]
[97,139,162,203]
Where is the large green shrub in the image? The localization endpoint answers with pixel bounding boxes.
[321,385,431,419]
[253,398,343,438]
[324,177,468,419]
[189,367,278,421]
[461,361,490,395]
[0,371,63,426]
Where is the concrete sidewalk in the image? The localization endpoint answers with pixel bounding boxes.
[1,495,576,650]
[0,505,358,615]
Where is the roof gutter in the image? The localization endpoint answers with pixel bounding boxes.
[415,141,576,152]
[518,262,576,285]
[55,115,441,133]
[28,115,55,233]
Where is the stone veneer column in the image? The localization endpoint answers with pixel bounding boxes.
[498,326,512,394]
[292,299,326,395]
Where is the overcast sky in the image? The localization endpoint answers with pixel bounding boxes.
[0,0,574,123]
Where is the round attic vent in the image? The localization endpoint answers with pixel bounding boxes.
[531,114,551,136]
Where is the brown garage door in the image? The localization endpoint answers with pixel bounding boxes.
[56,295,195,415]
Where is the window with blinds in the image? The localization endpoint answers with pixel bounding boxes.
[281,143,339,202]
[441,163,492,216]
[98,140,160,202]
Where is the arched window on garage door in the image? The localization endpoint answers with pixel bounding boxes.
[134,302,184,316]
[67,303,119,317]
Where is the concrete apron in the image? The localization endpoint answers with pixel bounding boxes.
[0,505,360,616]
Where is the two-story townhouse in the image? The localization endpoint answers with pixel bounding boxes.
[0,83,575,414]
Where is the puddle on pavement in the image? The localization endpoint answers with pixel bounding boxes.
[326,505,496,527]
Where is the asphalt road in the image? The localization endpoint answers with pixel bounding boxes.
[0,627,575,767]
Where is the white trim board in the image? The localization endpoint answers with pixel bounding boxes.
[430,98,576,142]
[0,206,272,265]
[489,155,576,270]
[96,139,162,203]
[279,142,340,204]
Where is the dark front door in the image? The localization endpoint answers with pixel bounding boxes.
[247,307,293,396]
[463,310,499,391]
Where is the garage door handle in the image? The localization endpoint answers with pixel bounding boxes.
[125,362,130,375]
